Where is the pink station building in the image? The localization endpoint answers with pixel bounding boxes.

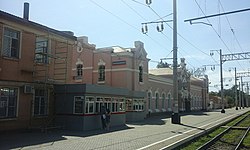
[0,4,209,131]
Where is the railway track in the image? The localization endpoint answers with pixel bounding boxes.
[197,113,250,150]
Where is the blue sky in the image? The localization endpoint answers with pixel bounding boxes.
[1,0,250,92]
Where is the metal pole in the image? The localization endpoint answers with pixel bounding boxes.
[241,77,244,109]
[235,67,238,110]
[220,49,225,113]
[239,81,241,109]
[171,0,180,124]
[246,83,249,107]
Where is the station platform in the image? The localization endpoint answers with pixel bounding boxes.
[0,108,249,150]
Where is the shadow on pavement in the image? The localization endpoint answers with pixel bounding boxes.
[128,111,209,126]
[179,123,206,131]
[181,111,209,117]
[61,125,134,137]
[127,113,171,126]
[0,125,133,150]
[0,130,66,150]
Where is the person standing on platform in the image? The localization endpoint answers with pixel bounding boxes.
[100,105,107,130]
[106,108,111,131]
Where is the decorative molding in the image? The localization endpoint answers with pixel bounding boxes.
[76,58,83,65]
[98,59,105,66]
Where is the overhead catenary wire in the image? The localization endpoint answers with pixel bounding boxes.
[194,0,245,71]
[130,0,220,71]
[128,0,207,68]
[218,0,244,53]
[89,0,169,52]
[218,1,248,72]
[121,0,148,21]
[136,0,219,63]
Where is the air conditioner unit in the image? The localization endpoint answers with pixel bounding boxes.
[24,85,33,94]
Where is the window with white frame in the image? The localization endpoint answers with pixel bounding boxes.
[35,37,49,63]
[126,99,133,111]
[0,87,18,119]
[133,99,144,111]
[112,97,125,112]
[74,96,84,114]
[85,96,94,114]
[111,97,118,112]
[104,97,112,111]
[139,66,143,82]
[95,97,103,113]
[98,65,105,81]
[118,98,125,112]
[3,27,20,59]
[34,89,48,116]
[76,64,83,77]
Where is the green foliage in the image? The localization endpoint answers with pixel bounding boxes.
[225,96,234,107]
[209,91,219,96]
[243,133,250,147]
[209,85,242,108]
[156,61,170,68]
[180,127,225,150]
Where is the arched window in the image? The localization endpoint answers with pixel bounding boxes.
[155,92,159,109]
[139,66,143,82]
[147,92,151,110]
[162,93,165,109]
[168,93,171,110]
[98,65,105,81]
[76,64,83,77]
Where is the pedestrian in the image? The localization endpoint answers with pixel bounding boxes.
[100,105,107,130]
[106,108,111,131]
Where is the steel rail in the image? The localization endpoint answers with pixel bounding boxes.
[235,121,250,150]
[197,114,249,150]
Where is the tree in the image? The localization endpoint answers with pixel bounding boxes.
[157,61,170,68]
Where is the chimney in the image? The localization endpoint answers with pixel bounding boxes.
[23,2,29,20]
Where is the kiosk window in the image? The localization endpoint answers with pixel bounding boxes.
[74,96,84,114]
[85,96,94,114]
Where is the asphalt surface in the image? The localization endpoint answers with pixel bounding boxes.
[0,107,249,150]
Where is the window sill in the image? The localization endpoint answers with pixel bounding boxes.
[2,56,19,62]
[32,115,48,118]
[0,117,17,121]
[98,81,105,84]
[74,79,83,83]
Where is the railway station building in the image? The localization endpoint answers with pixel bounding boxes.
[0,4,209,132]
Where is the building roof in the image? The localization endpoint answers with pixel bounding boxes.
[0,10,77,41]
[112,46,131,53]
[190,76,204,86]
[149,68,173,75]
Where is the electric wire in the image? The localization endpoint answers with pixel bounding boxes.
[194,0,245,71]
[127,0,205,68]
[218,0,244,53]
[89,0,168,52]
[218,0,249,72]
[144,1,219,65]
[121,0,148,21]
[131,0,219,70]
